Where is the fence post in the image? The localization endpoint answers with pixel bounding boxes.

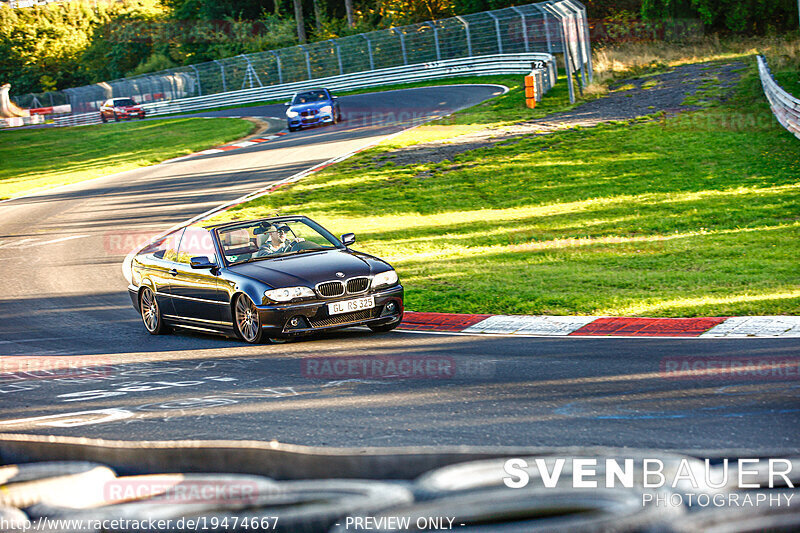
[362,35,375,71]
[487,11,503,54]
[563,2,587,89]
[189,65,202,96]
[240,54,263,89]
[392,28,408,65]
[299,45,313,79]
[456,16,472,57]
[213,60,227,93]
[270,51,283,84]
[426,22,441,61]
[543,3,574,104]
[510,6,529,52]
[330,40,344,75]
[534,5,552,54]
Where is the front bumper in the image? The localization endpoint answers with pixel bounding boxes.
[119,110,145,118]
[256,284,404,337]
[288,114,333,128]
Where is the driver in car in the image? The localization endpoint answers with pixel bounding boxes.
[255,224,304,256]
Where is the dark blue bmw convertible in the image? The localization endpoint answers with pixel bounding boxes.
[128,216,403,343]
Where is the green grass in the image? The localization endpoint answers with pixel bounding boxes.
[349,74,583,150]
[210,55,800,317]
[0,118,253,200]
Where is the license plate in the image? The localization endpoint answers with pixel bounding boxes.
[328,296,375,316]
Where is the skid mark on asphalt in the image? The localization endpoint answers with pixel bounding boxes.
[0,357,392,428]
[0,408,133,429]
[0,234,89,249]
[551,382,800,421]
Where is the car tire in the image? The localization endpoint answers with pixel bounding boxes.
[113,112,119,122]
[368,315,402,333]
[0,462,117,509]
[234,294,265,344]
[100,114,107,123]
[140,287,168,335]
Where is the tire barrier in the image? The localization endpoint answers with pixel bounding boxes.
[412,452,717,500]
[26,473,279,519]
[758,54,800,140]
[0,435,797,532]
[662,490,800,533]
[0,461,116,508]
[0,505,29,531]
[331,486,682,533]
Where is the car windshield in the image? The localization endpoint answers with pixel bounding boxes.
[217,218,341,265]
[292,90,328,104]
[114,99,137,106]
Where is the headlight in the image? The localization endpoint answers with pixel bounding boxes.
[286,110,299,118]
[265,286,314,302]
[320,105,332,114]
[372,270,398,288]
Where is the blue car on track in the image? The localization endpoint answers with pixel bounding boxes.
[285,88,342,132]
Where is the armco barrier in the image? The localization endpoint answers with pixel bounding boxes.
[54,53,556,128]
[758,54,800,140]
[53,112,103,128]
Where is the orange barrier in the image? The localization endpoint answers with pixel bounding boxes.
[523,69,542,109]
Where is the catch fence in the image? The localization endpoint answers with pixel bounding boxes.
[12,0,591,117]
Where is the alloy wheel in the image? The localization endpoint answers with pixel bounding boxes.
[235,295,261,343]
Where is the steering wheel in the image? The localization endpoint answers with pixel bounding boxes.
[286,240,302,252]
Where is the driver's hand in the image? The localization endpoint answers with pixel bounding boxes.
[296,238,305,242]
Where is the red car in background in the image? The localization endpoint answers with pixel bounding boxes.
[100,98,146,122]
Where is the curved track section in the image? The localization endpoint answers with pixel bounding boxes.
[0,86,798,452]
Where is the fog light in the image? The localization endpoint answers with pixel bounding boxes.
[386,302,396,313]
[290,317,300,327]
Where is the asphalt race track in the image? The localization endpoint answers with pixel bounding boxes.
[0,85,798,453]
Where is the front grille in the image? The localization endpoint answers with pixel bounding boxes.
[346,277,370,294]
[300,110,319,117]
[308,308,379,328]
[317,281,345,297]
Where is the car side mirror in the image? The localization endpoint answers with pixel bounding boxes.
[190,256,215,269]
[341,233,356,246]
[284,102,291,106]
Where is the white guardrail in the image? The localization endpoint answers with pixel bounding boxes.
[53,53,556,128]
[757,54,800,140]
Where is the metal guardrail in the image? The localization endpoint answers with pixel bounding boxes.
[53,53,556,128]
[757,54,800,140]
[18,0,590,116]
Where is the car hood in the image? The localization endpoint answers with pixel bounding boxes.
[229,249,383,288]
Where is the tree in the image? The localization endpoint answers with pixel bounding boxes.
[345,0,353,27]
[293,0,306,43]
